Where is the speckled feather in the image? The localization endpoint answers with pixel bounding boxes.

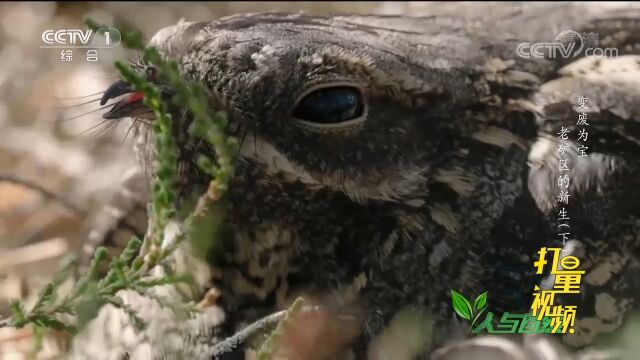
[76,4,640,359]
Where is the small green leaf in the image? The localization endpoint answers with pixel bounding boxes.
[33,316,77,334]
[31,283,54,312]
[30,325,46,357]
[74,286,104,330]
[52,254,77,286]
[83,18,102,31]
[107,297,146,331]
[9,299,26,326]
[120,237,143,266]
[469,307,488,334]
[450,290,472,321]
[87,247,108,281]
[474,291,488,311]
[137,274,193,288]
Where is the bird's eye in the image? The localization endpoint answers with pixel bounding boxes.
[292,86,365,127]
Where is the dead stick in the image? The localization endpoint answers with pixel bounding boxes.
[0,172,84,216]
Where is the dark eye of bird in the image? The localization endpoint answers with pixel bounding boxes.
[292,86,364,124]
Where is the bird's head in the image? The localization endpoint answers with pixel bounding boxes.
[101,13,539,205]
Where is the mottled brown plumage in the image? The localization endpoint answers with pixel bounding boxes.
[75,3,640,359]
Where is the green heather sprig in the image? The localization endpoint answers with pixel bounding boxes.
[0,238,175,336]
[114,59,178,266]
[0,19,235,342]
[256,297,306,360]
[95,18,238,264]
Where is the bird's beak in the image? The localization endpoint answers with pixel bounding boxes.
[101,80,146,119]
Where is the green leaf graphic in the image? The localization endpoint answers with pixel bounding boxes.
[451,290,472,321]
[469,307,487,333]
[474,291,487,311]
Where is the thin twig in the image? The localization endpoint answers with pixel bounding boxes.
[209,310,287,359]
[0,172,144,237]
[0,317,11,328]
[0,172,84,216]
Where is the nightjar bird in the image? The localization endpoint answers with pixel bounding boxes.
[73,3,640,359]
